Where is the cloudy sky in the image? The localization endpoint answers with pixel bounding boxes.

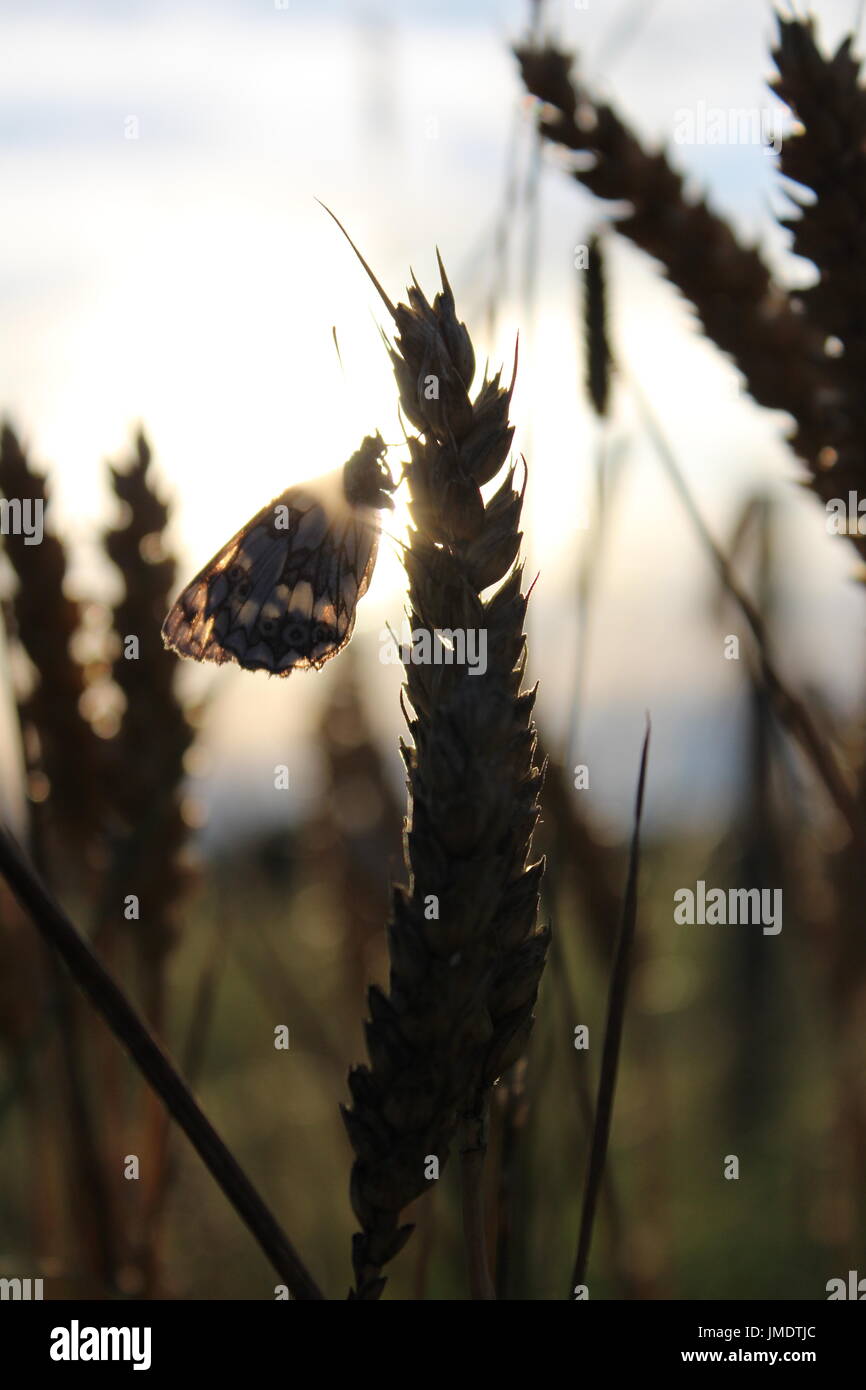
[2,0,864,836]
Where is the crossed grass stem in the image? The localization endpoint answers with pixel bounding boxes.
[0,825,324,1301]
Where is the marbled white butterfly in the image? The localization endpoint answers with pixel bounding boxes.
[162,434,395,675]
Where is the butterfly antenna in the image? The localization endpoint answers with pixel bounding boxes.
[317,201,398,322]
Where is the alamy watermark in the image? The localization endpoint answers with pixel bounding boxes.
[673,102,783,155]
[826,492,866,535]
[379,624,487,676]
[827,1270,866,1299]
[0,497,43,546]
[674,880,783,935]
[49,1320,151,1371]
[0,1276,43,1299]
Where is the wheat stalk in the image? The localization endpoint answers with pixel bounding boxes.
[101,428,197,1294]
[324,213,548,1299]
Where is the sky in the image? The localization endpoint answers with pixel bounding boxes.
[1,0,865,839]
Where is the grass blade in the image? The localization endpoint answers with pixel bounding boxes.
[571,719,650,1295]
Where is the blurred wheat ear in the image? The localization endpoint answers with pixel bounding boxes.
[770,16,866,530]
[101,428,196,981]
[101,429,198,1295]
[584,233,612,423]
[513,23,866,564]
[0,423,104,870]
[0,424,123,1284]
[329,218,548,1299]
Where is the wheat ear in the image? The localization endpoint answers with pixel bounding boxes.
[771,17,866,528]
[326,214,548,1299]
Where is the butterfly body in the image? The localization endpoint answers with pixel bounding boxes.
[162,434,394,675]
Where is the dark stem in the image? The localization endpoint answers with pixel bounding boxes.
[0,825,325,1302]
[548,929,634,1295]
[459,1107,496,1300]
[571,721,650,1293]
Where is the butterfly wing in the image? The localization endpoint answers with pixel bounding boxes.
[162,473,381,676]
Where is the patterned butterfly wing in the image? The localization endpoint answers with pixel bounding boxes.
[162,436,393,676]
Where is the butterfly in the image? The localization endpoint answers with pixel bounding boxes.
[162,433,396,675]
